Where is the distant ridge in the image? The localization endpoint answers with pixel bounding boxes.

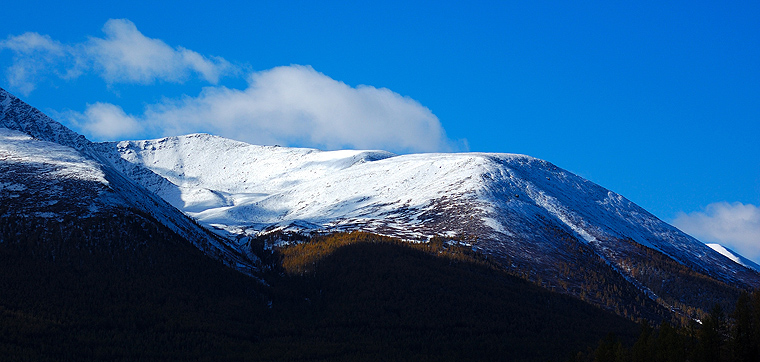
[707,243,760,272]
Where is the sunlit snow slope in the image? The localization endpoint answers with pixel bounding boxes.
[707,244,760,272]
[98,134,760,290]
[0,87,257,274]
[0,127,116,218]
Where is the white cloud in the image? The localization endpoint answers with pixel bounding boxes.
[0,32,75,94]
[3,21,460,152]
[0,32,65,54]
[69,65,459,153]
[0,19,235,93]
[66,103,143,140]
[85,19,233,84]
[673,202,760,264]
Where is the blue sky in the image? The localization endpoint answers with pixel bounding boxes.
[1,1,759,262]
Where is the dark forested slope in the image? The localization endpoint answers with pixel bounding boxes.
[1,229,641,362]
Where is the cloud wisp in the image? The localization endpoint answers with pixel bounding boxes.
[0,32,75,95]
[673,202,760,264]
[64,102,143,140]
[0,19,235,94]
[67,65,458,153]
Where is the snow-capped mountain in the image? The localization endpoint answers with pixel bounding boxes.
[707,243,760,272]
[96,132,760,294]
[3,86,758,318]
[0,87,258,274]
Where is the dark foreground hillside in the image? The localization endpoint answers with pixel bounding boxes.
[0,212,268,362]
[1,225,639,361]
[260,233,640,362]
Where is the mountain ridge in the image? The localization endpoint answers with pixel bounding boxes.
[0,87,259,275]
[97,133,760,285]
[2,86,758,321]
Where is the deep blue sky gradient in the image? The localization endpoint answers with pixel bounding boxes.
[1,0,758,222]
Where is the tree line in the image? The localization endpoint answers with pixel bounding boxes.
[573,290,760,362]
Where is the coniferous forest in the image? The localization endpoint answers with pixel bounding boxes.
[1,213,758,361]
[572,290,760,362]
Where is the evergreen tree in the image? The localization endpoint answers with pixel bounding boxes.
[654,321,685,362]
[752,291,760,360]
[594,333,627,362]
[731,292,756,362]
[631,322,653,362]
[699,304,726,362]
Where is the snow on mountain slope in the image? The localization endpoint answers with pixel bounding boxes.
[0,87,258,275]
[0,128,107,185]
[95,134,494,238]
[4,84,758,316]
[0,128,119,218]
[98,133,760,290]
[0,89,89,152]
[476,156,754,284]
[707,244,760,272]
[96,134,395,216]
